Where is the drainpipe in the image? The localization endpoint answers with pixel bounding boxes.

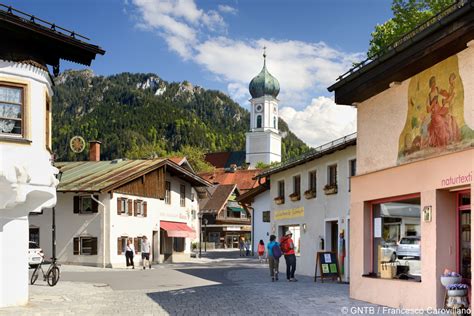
[246,204,255,256]
[91,194,107,268]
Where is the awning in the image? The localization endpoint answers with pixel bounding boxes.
[160,221,196,238]
[228,206,246,214]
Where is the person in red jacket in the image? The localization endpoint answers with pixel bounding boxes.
[281,231,297,281]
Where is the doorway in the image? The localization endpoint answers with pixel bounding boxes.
[457,190,471,280]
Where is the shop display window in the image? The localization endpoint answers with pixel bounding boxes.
[371,195,421,281]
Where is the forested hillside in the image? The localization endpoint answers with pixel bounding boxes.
[52,70,309,165]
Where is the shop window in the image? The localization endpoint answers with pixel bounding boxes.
[262,211,270,223]
[173,237,185,252]
[165,181,171,204]
[73,236,98,255]
[348,159,356,192]
[29,227,40,245]
[371,196,421,281]
[0,83,25,137]
[180,184,186,207]
[73,195,99,214]
[209,232,220,243]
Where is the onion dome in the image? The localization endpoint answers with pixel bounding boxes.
[249,50,280,98]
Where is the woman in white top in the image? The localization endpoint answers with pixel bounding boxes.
[125,239,135,269]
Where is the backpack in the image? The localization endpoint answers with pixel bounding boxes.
[280,239,290,253]
[272,244,282,259]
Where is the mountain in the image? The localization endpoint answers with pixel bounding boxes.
[52,70,309,163]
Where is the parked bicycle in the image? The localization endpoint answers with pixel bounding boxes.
[30,256,60,286]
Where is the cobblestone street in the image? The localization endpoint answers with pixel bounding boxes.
[0,251,420,315]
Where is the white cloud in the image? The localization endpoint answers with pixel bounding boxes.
[279,96,357,147]
[218,4,238,15]
[129,0,362,146]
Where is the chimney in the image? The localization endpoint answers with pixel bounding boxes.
[89,141,101,161]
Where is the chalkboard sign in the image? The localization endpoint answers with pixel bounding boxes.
[314,251,341,282]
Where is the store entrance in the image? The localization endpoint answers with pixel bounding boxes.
[458,190,471,280]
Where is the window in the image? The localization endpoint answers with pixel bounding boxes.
[134,200,147,217]
[180,184,186,207]
[278,180,285,198]
[117,198,132,215]
[256,115,262,128]
[0,83,25,137]
[173,237,185,252]
[309,170,317,192]
[293,175,301,196]
[73,195,99,214]
[29,227,40,246]
[117,236,128,255]
[349,159,356,192]
[73,236,98,255]
[165,181,171,204]
[328,164,337,186]
[371,196,421,280]
[273,116,276,129]
[45,97,51,150]
[262,211,270,223]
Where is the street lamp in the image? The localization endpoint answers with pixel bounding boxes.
[52,170,63,262]
[203,218,208,253]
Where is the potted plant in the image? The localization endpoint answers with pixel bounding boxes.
[304,189,316,199]
[440,271,462,286]
[323,184,338,195]
[446,284,468,297]
[274,196,284,205]
[289,192,300,201]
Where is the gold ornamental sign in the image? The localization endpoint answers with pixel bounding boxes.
[274,207,304,220]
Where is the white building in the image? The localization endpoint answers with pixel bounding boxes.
[0,6,103,307]
[30,154,210,267]
[248,133,356,281]
[246,52,282,168]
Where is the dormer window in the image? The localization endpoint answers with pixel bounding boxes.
[0,83,25,137]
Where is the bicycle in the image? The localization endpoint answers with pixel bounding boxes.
[30,256,60,286]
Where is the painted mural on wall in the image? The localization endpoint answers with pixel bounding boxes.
[398,56,474,163]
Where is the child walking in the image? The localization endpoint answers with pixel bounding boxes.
[257,240,265,263]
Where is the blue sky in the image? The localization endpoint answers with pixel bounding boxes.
[11,0,393,146]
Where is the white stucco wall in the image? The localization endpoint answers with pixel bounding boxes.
[269,145,355,281]
[0,60,57,307]
[251,190,271,253]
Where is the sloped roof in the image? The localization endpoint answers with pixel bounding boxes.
[56,158,210,192]
[205,151,246,169]
[236,183,269,204]
[199,169,261,192]
[257,133,356,179]
[201,184,236,213]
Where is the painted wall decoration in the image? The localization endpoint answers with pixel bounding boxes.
[398,56,474,163]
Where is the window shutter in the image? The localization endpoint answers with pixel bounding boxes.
[117,198,122,215]
[73,196,80,214]
[91,237,98,255]
[134,238,139,254]
[73,237,80,255]
[143,202,147,217]
[127,199,133,216]
[134,200,138,216]
[117,237,122,255]
[92,195,99,213]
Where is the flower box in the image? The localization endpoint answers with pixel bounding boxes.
[323,185,338,195]
[289,193,300,202]
[274,196,284,205]
[304,190,316,199]
[446,284,468,297]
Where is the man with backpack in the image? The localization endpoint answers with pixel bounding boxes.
[281,231,297,282]
[267,235,281,282]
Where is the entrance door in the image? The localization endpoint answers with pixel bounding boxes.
[331,221,338,257]
[458,191,471,280]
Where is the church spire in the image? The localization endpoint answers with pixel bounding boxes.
[263,46,266,67]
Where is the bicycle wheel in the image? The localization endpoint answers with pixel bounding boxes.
[31,265,40,285]
[47,266,60,286]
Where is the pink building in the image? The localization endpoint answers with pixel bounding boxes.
[329,2,473,309]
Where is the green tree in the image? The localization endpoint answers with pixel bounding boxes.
[170,145,214,173]
[368,0,455,57]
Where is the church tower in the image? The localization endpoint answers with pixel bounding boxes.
[246,50,282,168]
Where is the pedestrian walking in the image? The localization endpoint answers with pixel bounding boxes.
[281,231,297,281]
[125,239,135,269]
[267,235,282,282]
[239,238,245,257]
[257,240,265,263]
[141,235,151,270]
[244,239,251,256]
